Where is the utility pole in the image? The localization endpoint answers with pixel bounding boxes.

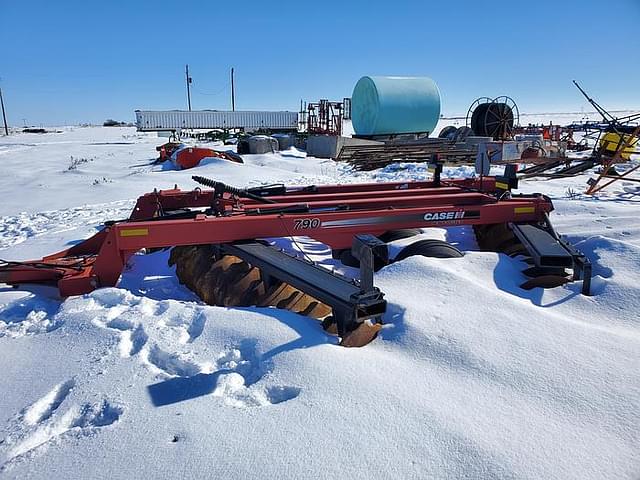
[231,67,235,111]
[185,64,192,111]
[0,87,8,135]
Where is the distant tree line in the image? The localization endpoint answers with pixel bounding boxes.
[103,119,133,127]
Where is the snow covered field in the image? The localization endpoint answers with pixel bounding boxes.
[0,125,639,479]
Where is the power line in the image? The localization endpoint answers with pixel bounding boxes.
[192,82,229,96]
[185,64,192,111]
[0,87,8,135]
[231,67,235,111]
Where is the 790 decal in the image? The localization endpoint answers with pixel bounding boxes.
[294,218,321,229]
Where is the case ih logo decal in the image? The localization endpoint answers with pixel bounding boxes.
[423,210,466,221]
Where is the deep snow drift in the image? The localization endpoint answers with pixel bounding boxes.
[0,126,638,479]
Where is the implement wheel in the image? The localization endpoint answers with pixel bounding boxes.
[394,239,463,261]
[378,228,422,243]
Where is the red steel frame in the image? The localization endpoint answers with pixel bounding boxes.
[0,177,554,297]
[306,100,344,135]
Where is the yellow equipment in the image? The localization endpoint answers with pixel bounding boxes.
[599,132,638,161]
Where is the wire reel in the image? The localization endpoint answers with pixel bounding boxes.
[466,96,520,140]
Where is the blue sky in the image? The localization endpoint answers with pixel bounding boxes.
[1,0,639,125]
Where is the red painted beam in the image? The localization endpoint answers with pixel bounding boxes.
[2,178,551,297]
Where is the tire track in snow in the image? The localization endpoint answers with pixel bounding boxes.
[21,379,76,426]
[0,295,63,338]
[0,200,134,250]
[145,344,301,409]
[1,381,123,471]
[81,289,302,409]
[142,344,202,377]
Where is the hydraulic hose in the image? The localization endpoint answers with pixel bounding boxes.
[192,176,276,204]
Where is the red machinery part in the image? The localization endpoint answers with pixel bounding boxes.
[174,147,217,169]
[173,147,243,170]
[1,177,554,297]
[156,142,182,161]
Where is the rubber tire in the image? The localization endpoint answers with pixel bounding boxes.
[438,125,457,140]
[378,229,422,243]
[394,239,463,262]
[453,126,473,143]
[237,139,250,155]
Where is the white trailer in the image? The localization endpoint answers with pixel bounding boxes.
[135,110,298,132]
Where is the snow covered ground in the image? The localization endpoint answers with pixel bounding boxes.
[0,125,639,479]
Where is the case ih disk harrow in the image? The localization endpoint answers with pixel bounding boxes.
[0,169,592,347]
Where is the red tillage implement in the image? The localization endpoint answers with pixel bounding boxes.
[0,173,592,346]
[173,147,243,169]
[155,143,243,169]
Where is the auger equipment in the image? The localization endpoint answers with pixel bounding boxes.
[0,170,592,347]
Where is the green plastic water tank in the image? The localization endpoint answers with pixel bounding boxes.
[351,76,441,136]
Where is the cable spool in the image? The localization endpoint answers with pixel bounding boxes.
[466,96,519,140]
[466,97,492,136]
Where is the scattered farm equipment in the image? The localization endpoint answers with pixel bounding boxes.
[155,142,243,169]
[569,81,640,194]
[0,169,592,347]
[156,141,182,162]
[336,139,477,169]
[337,95,536,170]
[518,158,596,180]
[303,99,349,136]
[586,124,640,195]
